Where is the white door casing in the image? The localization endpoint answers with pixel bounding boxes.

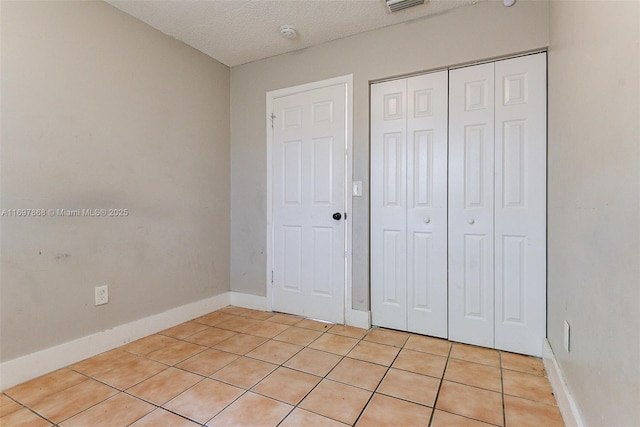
[493,54,546,356]
[269,77,350,324]
[370,71,449,337]
[448,62,496,348]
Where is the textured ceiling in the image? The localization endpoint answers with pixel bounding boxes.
[106,0,481,67]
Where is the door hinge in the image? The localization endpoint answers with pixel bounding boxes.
[271,270,274,284]
[270,113,276,129]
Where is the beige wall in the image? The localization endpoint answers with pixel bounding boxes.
[1,1,230,361]
[230,0,549,309]
[547,1,640,425]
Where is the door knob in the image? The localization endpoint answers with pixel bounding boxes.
[332,212,342,221]
[424,217,431,223]
[467,218,475,224]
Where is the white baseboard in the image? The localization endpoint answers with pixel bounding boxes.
[230,292,269,311]
[0,292,231,391]
[346,308,371,330]
[1,291,371,391]
[543,339,585,427]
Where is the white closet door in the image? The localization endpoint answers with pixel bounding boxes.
[406,71,448,337]
[371,78,408,331]
[494,54,546,356]
[449,63,496,348]
[371,72,448,335]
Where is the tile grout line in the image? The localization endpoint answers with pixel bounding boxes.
[350,333,408,426]
[500,351,507,427]
[281,326,362,426]
[65,373,165,426]
[247,329,325,414]
[426,340,454,427]
[201,341,299,425]
[1,392,56,427]
[203,388,261,426]
[231,315,337,427]
[272,327,404,425]
[188,311,309,426]
[10,370,123,427]
[109,310,299,426]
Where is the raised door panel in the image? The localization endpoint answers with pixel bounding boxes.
[406,71,448,337]
[282,140,302,205]
[282,226,302,291]
[449,63,495,348]
[494,53,547,356]
[371,78,408,331]
[312,137,334,205]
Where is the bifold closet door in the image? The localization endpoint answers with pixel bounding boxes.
[371,77,407,331]
[449,54,547,356]
[370,71,448,337]
[448,63,496,348]
[494,54,546,356]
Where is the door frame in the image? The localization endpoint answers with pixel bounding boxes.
[266,74,356,325]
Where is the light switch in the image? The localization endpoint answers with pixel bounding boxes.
[352,181,363,197]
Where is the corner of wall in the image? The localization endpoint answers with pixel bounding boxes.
[543,340,585,427]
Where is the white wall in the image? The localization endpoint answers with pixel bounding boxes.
[230,0,549,310]
[547,1,640,425]
[1,1,231,362]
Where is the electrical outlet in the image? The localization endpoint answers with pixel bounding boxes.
[95,285,109,306]
[564,320,570,352]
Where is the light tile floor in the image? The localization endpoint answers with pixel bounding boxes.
[1,306,565,426]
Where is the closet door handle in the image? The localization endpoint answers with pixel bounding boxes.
[424,217,431,224]
[467,218,475,225]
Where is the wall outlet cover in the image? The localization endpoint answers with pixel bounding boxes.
[95,285,109,306]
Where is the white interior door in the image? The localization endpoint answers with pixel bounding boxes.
[494,54,546,356]
[449,63,496,348]
[370,71,448,336]
[271,83,346,323]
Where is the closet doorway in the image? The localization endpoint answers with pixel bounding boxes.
[370,53,546,356]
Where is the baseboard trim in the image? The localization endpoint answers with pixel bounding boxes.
[2,291,371,391]
[346,308,371,330]
[230,292,269,311]
[543,339,585,427]
[0,292,231,391]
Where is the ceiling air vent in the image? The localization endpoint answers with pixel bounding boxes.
[386,0,425,12]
